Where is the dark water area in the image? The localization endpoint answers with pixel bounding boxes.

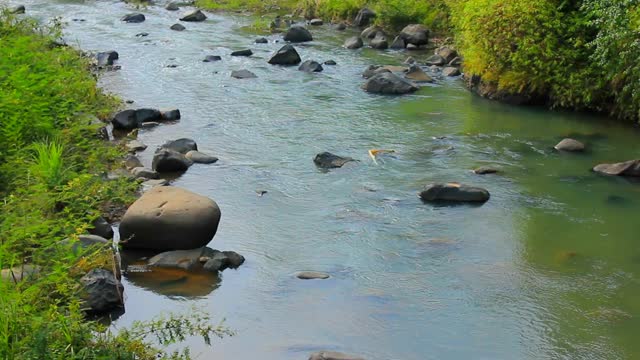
[16,1,640,358]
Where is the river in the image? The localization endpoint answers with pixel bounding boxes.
[17,1,640,359]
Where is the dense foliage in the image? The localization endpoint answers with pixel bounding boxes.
[0,11,227,359]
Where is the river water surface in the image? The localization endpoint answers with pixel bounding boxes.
[18,1,640,359]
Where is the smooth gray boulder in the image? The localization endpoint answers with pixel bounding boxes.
[370,33,388,49]
[554,138,585,152]
[170,23,186,31]
[390,36,406,49]
[344,36,363,49]
[324,60,337,65]
[362,72,419,95]
[80,268,123,314]
[119,186,221,250]
[126,140,147,152]
[152,149,193,173]
[186,150,218,164]
[131,167,160,179]
[309,351,365,360]
[436,46,458,63]
[299,60,323,72]
[400,24,429,45]
[96,51,118,67]
[148,247,215,271]
[419,183,490,203]
[180,9,207,22]
[202,250,245,272]
[165,2,179,10]
[309,18,323,26]
[354,8,376,27]
[335,23,347,31]
[231,49,253,57]
[111,108,163,130]
[426,54,446,66]
[121,13,145,23]
[231,69,257,79]
[161,138,197,154]
[405,65,433,82]
[161,108,181,121]
[362,65,391,79]
[283,26,313,42]
[314,152,355,169]
[297,271,330,280]
[268,45,301,65]
[361,25,383,39]
[473,166,499,175]
[593,160,640,177]
[124,154,143,170]
[89,217,114,240]
[442,67,461,77]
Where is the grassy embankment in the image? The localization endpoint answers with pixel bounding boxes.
[0,11,226,360]
[197,0,640,124]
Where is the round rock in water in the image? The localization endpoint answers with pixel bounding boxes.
[121,13,145,23]
[400,24,429,45]
[165,1,179,11]
[314,152,355,169]
[419,183,490,203]
[80,268,123,314]
[473,166,499,175]
[186,150,219,164]
[203,55,222,62]
[170,23,186,31]
[299,60,323,73]
[161,138,198,154]
[362,72,419,95]
[344,36,363,49]
[370,34,388,49]
[297,271,330,280]
[231,49,253,57]
[593,160,640,177]
[180,9,207,22]
[283,26,313,42]
[231,69,257,79]
[119,186,222,250]
[554,138,585,152]
[309,18,323,26]
[268,45,301,65]
[255,37,268,44]
[152,149,193,173]
[354,7,376,27]
[442,66,461,77]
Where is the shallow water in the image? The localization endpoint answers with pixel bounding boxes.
[17,1,640,359]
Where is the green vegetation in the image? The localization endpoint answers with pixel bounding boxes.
[0,11,227,359]
[198,0,640,123]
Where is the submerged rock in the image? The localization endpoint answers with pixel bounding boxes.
[314,152,356,169]
[593,160,640,177]
[148,247,215,271]
[186,150,218,164]
[119,186,221,250]
[324,60,337,65]
[255,37,268,44]
[370,33,389,49]
[231,69,257,79]
[131,167,159,179]
[419,183,490,203]
[80,268,123,314]
[180,9,207,22]
[473,166,499,175]
[268,45,301,65]
[283,26,313,42]
[121,13,145,23]
[335,23,347,31]
[554,138,585,152]
[203,55,222,62]
[405,65,433,82]
[309,351,365,360]
[96,51,119,67]
[362,72,419,95]
[362,65,390,79]
[152,149,193,173]
[202,250,245,272]
[231,49,253,57]
[344,36,363,49]
[161,138,197,154]
[161,108,181,121]
[165,2,179,11]
[297,271,330,280]
[400,24,429,45]
[309,18,323,26]
[354,8,376,27]
[170,23,186,31]
[299,60,323,72]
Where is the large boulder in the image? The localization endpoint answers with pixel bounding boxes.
[121,13,145,23]
[268,45,301,65]
[96,51,118,67]
[161,138,197,154]
[314,152,355,169]
[80,268,123,314]
[354,8,376,27]
[180,9,207,22]
[361,25,383,39]
[554,138,585,152]
[111,108,162,130]
[436,46,458,63]
[419,183,490,203]
[390,36,406,49]
[152,149,193,173]
[309,352,365,360]
[299,60,323,73]
[400,24,429,46]
[119,186,221,250]
[344,36,363,49]
[593,160,640,177]
[370,33,388,49]
[362,72,419,95]
[283,26,313,42]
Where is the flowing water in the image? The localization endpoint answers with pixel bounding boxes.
[16,1,640,359]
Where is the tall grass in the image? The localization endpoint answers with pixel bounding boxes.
[30,141,68,189]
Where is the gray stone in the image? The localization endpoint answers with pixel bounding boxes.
[268,45,301,65]
[202,250,245,272]
[231,69,257,79]
[89,217,114,240]
[354,8,376,27]
[390,36,405,49]
[335,23,347,31]
[231,49,253,57]
[361,25,383,39]
[126,140,147,152]
[309,18,323,26]
[148,247,216,271]
[436,46,458,63]
[370,33,388,50]
[283,26,313,42]
[419,183,490,203]
[299,60,323,72]
[593,160,640,177]
[161,138,197,154]
[142,178,169,189]
[161,108,181,121]
[405,65,433,82]
[10,5,25,14]
[554,138,585,152]
[165,2,179,11]
[297,271,330,280]
[186,150,219,164]
[121,13,145,23]
[1,265,39,283]
[314,152,355,169]
[400,24,429,45]
[131,167,160,179]
[442,67,461,77]
[119,186,221,250]
[404,56,416,64]
[448,56,463,67]
[425,54,446,66]
[362,72,419,95]
[362,65,390,79]
[473,166,499,175]
[255,37,268,44]
[80,268,123,314]
[309,351,365,360]
[136,32,149,37]
[344,36,363,49]
[152,149,193,173]
[96,51,119,67]
[203,55,222,62]
[180,9,207,22]
[324,60,337,65]
[170,23,186,31]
